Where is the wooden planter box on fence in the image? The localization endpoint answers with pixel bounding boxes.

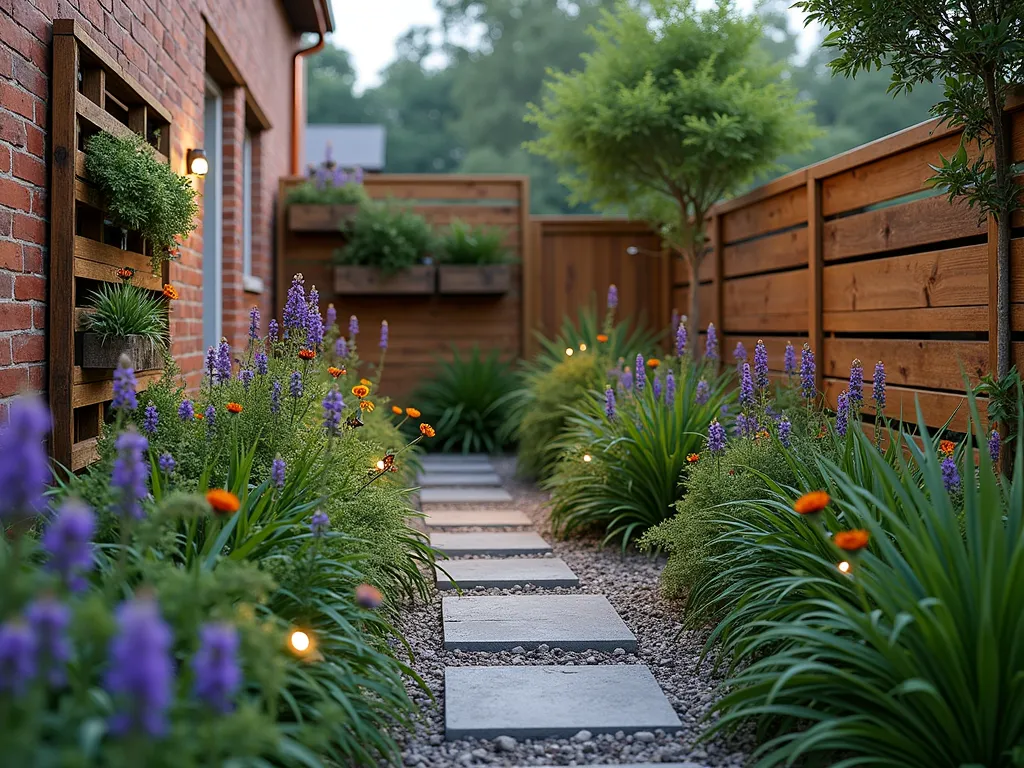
[81,333,164,371]
[334,265,437,295]
[288,204,361,232]
[438,264,512,295]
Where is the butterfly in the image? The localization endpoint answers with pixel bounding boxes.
[380,452,397,473]
[346,415,364,429]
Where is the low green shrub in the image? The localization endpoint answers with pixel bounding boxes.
[435,219,511,264]
[336,202,434,275]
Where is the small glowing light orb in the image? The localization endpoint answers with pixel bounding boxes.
[579,343,587,352]
[290,630,310,653]
[837,561,851,574]
[565,348,574,356]
[376,459,386,470]
[583,454,592,463]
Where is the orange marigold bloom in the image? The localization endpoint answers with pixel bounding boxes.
[352,385,369,398]
[596,334,609,343]
[116,266,135,281]
[359,400,375,412]
[419,423,436,438]
[392,405,403,415]
[647,358,661,368]
[206,489,240,515]
[816,425,827,439]
[162,283,179,300]
[794,490,830,515]
[226,402,243,414]
[834,529,870,552]
[194,412,205,420]
[686,453,700,464]
[405,407,421,419]
[298,349,316,361]
[328,366,345,378]
[755,430,770,440]
[939,439,956,457]
[360,378,372,387]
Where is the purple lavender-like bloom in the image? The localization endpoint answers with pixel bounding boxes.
[216,339,232,384]
[739,363,754,407]
[254,352,268,376]
[872,361,886,410]
[204,405,216,430]
[607,284,618,310]
[784,342,796,376]
[178,399,194,421]
[734,343,747,366]
[335,337,349,358]
[652,376,662,401]
[112,429,149,520]
[849,359,864,405]
[157,452,176,477]
[695,379,710,405]
[379,320,389,350]
[734,412,750,438]
[248,306,260,341]
[354,167,365,184]
[665,369,676,405]
[305,286,324,348]
[800,344,816,401]
[941,455,961,492]
[707,419,727,455]
[989,429,1001,465]
[326,304,337,328]
[239,369,254,391]
[778,416,792,448]
[205,346,217,383]
[670,309,679,335]
[268,319,279,343]
[619,369,633,391]
[635,354,646,393]
[43,498,95,592]
[309,510,330,537]
[676,320,687,357]
[289,371,303,399]
[111,359,138,412]
[283,274,308,334]
[142,403,159,436]
[836,391,850,437]
[0,395,52,523]
[754,340,769,391]
[191,623,241,714]
[105,597,174,737]
[349,314,359,338]
[322,388,344,434]
[0,621,36,696]
[26,598,70,687]
[270,380,282,415]
[705,323,718,361]
[271,456,286,489]
[605,387,616,419]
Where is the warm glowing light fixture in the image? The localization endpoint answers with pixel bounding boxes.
[579,343,587,352]
[583,454,592,463]
[837,561,851,574]
[289,630,311,653]
[187,148,209,176]
[565,348,574,356]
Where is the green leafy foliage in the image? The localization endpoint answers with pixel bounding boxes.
[82,280,168,345]
[336,201,434,274]
[85,131,198,270]
[411,346,518,454]
[285,179,369,206]
[435,220,511,265]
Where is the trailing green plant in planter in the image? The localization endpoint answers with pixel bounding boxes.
[336,202,434,275]
[436,220,510,265]
[85,131,198,271]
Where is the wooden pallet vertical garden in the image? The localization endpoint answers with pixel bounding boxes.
[49,20,174,471]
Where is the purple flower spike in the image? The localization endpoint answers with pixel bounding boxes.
[191,623,241,714]
[705,323,718,361]
[941,455,961,492]
[0,395,52,524]
[105,597,174,737]
[739,363,754,407]
[326,304,337,328]
[605,387,616,419]
[309,510,330,538]
[216,339,232,384]
[619,369,633,391]
[734,342,747,365]
[754,340,769,391]
[695,379,710,405]
[26,598,70,687]
[652,376,662,401]
[142,403,159,436]
[607,284,618,310]
[112,357,138,412]
[178,399,194,422]
[778,416,792,448]
[270,380,282,415]
[283,274,308,333]
[707,419,727,455]
[305,286,324,349]
[112,429,149,520]
[335,337,349,358]
[239,369,254,391]
[379,320,389,350]
[989,429,1001,465]
[204,405,216,430]
[322,388,344,434]
[836,391,850,437]
[784,342,796,376]
[349,315,359,338]
[271,456,286,489]
[849,359,864,405]
[268,319,279,343]
[675,320,688,357]
[872,361,886,410]
[734,412,750,438]
[158,453,175,476]
[289,371,303,399]
[635,354,646,393]
[800,344,816,401]
[0,620,37,696]
[205,347,217,383]
[43,498,95,592]
[248,306,260,341]
[665,369,676,405]
[255,352,268,376]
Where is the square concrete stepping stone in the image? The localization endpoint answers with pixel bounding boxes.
[419,462,497,474]
[435,558,579,590]
[418,472,503,487]
[424,508,532,528]
[420,487,512,504]
[442,594,636,651]
[420,454,492,467]
[431,532,551,557]
[444,665,681,739]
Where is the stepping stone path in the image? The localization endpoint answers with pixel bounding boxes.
[419,454,682,745]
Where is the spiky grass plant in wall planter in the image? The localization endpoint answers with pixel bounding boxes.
[80,269,172,370]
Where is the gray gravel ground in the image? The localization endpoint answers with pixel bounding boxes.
[390,456,754,767]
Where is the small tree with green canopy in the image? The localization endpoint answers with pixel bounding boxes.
[525,0,817,341]
[793,0,1024,382]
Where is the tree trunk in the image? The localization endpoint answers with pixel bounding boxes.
[687,250,701,359]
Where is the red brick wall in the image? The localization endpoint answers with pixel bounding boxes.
[0,0,301,405]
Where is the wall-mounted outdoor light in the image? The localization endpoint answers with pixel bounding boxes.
[187,148,209,176]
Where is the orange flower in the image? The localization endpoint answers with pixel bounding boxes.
[939,439,955,457]
[834,529,870,552]
[405,407,421,419]
[755,430,770,441]
[419,423,436,438]
[647,358,661,368]
[162,284,179,300]
[116,266,135,281]
[194,412,204,420]
[328,366,345,378]
[686,453,700,464]
[794,490,830,515]
[355,583,383,609]
[360,378,372,387]
[816,425,827,439]
[359,400,375,412]
[596,334,609,343]
[298,349,316,361]
[391,405,403,415]
[206,489,240,515]
[352,385,369,398]
[226,402,243,414]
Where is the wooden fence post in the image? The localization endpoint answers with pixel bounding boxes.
[710,212,723,337]
[806,176,823,392]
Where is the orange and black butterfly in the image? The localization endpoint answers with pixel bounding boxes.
[345,415,364,429]
[380,452,397,473]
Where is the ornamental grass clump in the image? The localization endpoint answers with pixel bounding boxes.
[436,219,512,265]
[83,278,168,347]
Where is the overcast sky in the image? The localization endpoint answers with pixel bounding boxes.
[328,0,812,93]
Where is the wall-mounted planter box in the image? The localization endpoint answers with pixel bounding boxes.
[82,333,165,371]
[288,204,361,232]
[438,264,512,295]
[334,265,437,295]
